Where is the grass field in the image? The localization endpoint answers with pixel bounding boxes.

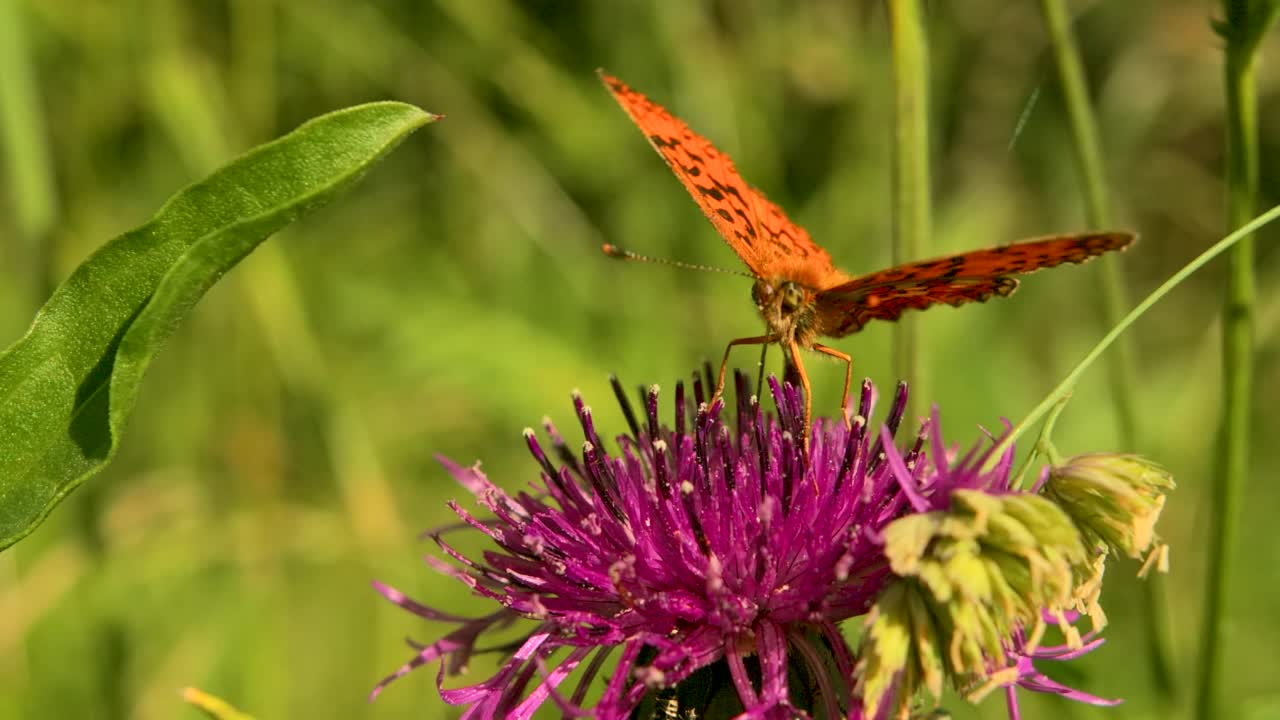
[2,1,1279,718]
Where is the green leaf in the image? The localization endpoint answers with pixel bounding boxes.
[0,101,438,551]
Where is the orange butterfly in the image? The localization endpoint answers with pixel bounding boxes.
[598,70,1133,436]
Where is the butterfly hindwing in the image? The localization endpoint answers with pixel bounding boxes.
[817,276,1019,336]
[815,232,1133,337]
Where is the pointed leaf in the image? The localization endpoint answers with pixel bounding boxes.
[0,101,438,550]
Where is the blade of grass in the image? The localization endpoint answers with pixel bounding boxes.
[1196,3,1279,718]
[1038,0,1173,697]
[182,687,256,720]
[0,0,58,300]
[887,0,931,415]
[983,200,1280,471]
[229,0,276,137]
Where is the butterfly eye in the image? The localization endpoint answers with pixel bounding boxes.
[751,281,773,309]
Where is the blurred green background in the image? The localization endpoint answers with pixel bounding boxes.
[2,1,1279,718]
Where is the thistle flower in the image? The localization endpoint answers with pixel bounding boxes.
[373,376,1155,720]
[857,412,1112,719]
[372,372,919,719]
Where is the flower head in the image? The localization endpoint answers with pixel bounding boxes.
[856,412,1112,720]
[374,375,1162,720]
[372,374,920,719]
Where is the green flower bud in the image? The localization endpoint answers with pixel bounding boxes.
[1045,454,1175,574]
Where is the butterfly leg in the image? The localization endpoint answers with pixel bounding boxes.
[713,335,776,409]
[813,344,853,429]
[784,340,813,448]
[755,343,769,400]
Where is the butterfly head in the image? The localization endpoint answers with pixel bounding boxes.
[753,279,819,347]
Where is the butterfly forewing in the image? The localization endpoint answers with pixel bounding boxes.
[598,71,838,283]
[815,232,1134,337]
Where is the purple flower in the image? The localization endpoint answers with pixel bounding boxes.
[372,374,1162,720]
[987,611,1121,720]
[372,373,921,719]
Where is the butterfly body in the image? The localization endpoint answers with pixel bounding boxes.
[598,70,1134,437]
[753,279,820,349]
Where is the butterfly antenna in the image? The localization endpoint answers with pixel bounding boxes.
[601,243,753,278]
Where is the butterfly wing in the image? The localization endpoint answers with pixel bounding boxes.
[815,232,1134,337]
[599,71,838,283]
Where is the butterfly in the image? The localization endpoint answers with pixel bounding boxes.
[598,70,1134,438]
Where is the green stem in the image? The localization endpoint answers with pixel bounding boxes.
[982,201,1280,472]
[1196,4,1277,716]
[1038,0,1173,697]
[1040,0,1111,226]
[1011,392,1070,489]
[887,0,931,415]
